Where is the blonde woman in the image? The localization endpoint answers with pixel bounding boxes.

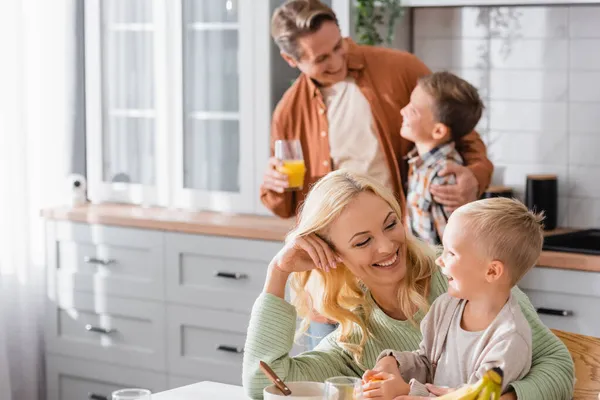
[242,170,574,400]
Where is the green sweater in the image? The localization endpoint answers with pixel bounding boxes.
[242,268,574,400]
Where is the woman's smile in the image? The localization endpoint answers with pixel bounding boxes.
[372,248,399,268]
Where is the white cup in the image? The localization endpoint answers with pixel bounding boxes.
[263,381,325,400]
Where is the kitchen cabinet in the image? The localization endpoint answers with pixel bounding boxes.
[520,266,600,337]
[84,0,349,214]
[44,220,300,400]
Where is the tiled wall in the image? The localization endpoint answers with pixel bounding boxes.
[413,5,600,228]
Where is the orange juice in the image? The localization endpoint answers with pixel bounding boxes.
[277,160,306,190]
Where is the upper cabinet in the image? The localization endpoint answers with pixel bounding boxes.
[84,0,350,214]
[85,0,164,206]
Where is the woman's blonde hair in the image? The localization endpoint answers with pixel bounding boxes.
[287,170,437,364]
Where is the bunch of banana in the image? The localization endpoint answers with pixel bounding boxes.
[437,367,504,400]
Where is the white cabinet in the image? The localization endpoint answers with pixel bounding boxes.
[46,291,167,371]
[49,221,165,301]
[85,0,262,211]
[166,305,249,385]
[84,0,350,214]
[45,220,289,400]
[165,232,280,313]
[519,267,600,337]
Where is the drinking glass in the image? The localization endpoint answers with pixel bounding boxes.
[274,139,306,191]
[323,376,363,400]
[112,388,151,400]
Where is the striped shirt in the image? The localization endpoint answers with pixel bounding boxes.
[406,142,464,245]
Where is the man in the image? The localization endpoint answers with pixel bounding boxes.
[262,0,493,350]
[261,0,493,219]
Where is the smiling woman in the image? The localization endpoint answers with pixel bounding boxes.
[242,169,575,400]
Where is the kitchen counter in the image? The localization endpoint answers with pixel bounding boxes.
[41,203,600,273]
[41,203,295,241]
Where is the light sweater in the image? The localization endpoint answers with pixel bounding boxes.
[382,293,532,396]
[242,268,574,400]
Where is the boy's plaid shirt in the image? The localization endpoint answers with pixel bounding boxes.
[405,142,464,245]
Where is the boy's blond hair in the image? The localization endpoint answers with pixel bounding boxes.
[453,197,544,285]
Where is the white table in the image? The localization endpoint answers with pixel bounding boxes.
[153,381,248,400]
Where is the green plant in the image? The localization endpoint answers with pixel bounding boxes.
[355,0,404,46]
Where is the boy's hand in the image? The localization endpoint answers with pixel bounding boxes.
[372,355,401,375]
[362,371,409,399]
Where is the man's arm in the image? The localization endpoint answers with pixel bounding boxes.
[259,116,297,218]
[455,130,493,196]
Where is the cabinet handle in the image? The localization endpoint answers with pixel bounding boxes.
[536,307,573,317]
[84,256,115,266]
[214,271,247,280]
[85,324,116,335]
[217,344,244,354]
[88,393,108,400]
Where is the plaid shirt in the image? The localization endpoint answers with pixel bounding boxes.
[406,142,464,245]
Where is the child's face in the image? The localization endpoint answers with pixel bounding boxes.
[435,213,491,300]
[400,84,437,143]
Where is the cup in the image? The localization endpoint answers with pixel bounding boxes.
[274,139,306,191]
[112,388,151,400]
[324,376,363,399]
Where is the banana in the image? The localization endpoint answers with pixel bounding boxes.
[436,367,504,400]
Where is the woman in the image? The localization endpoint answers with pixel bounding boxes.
[242,170,574,400]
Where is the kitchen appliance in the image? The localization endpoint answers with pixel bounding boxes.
[525,174,557,230]
[542,229,600,255]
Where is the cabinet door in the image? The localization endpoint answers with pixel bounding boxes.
[48,221,165,301]
[85,0,169,206]
[46,355,167,400]
[165,232,280,312]
[171,0,256,212]
[46,291,167,371]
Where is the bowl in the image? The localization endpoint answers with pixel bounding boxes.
[263,381,325,399]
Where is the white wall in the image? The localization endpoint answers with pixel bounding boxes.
[413,5,600,228]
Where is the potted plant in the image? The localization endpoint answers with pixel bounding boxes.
[355,0,404,46]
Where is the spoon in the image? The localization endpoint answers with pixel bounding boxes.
[259,360,292,396]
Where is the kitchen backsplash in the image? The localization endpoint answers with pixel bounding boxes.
[412,5,600,228]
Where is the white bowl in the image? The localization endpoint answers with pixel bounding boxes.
[263,381,325,399]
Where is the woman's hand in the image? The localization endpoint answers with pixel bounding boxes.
[272,234,339,274]
[265,234,339,299]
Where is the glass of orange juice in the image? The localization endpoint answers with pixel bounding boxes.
[275,139,306,191]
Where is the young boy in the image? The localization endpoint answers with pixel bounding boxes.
[402,71,484,245]
[362,197,544,399]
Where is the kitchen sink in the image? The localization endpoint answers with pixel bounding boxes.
[542,229,600,255]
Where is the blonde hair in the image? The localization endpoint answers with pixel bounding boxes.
[271,0,338,59]
[453,197,545,285]
[287,170,437,364]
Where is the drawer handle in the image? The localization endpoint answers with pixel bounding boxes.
[88,393,108,400]
[84,256,116,266]
[536,307,573,317]
[217,344,244,354]
[85,324,116,335]
[214,271,248,280]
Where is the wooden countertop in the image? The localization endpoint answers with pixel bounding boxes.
[41,203,600,272]
[41,203,295,242]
